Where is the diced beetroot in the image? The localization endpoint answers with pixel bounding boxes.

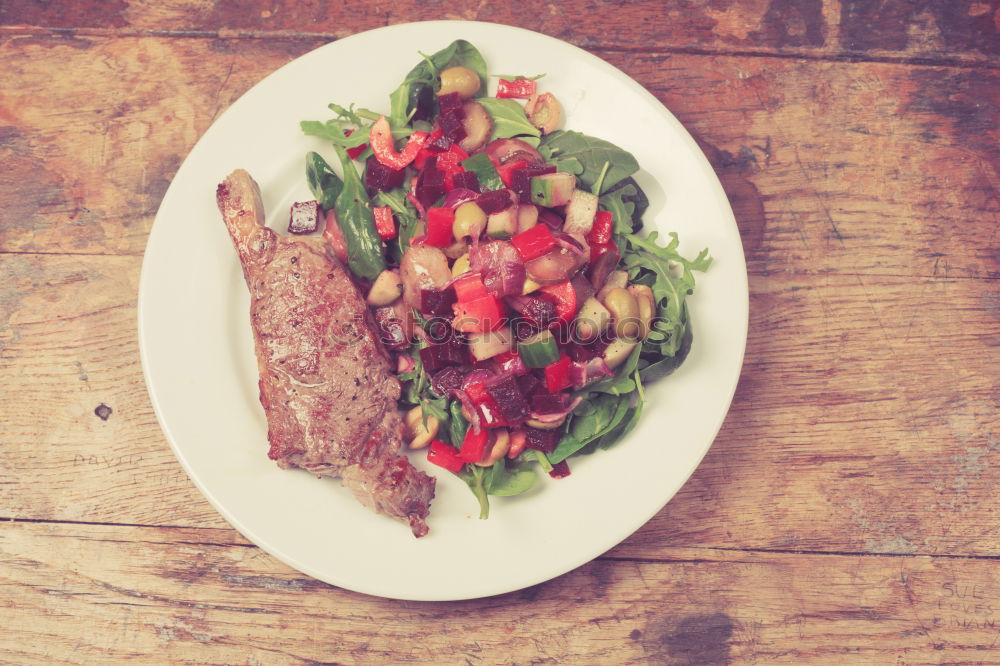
[427,131,453,152]
[476,188,514,214]
[288,200,320,234]
[507,295,556,329]
[364,156,405,195]
[524,426,559,453]
[515,372,541,397]
[420,286,458,317]
[437,92,464,112]
[451,171,480,192]
[485,375,529,424]
[372,306,411,350]
[416,157,446,209]
[532,392,570,415]
[566,336,611,362]
[438,109,467,143]
[419,336,469,372]
[431,366,465,396]
[549,460,571,478]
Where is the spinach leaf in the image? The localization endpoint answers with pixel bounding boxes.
[330,145,386,281]
[599,369,645,450]
[459,465,490,519]
[305,151,343,210]
[521,449,553,473]
[448,400,469,447]
[484,458,538,497]
[549,393,633,463]
[373,187,420,261]
[393,40,489,125]
[477,98,541,143]
[538,130,639,194]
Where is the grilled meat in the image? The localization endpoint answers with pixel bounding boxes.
[216,169,435,537]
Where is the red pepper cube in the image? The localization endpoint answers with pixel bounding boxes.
[452,272,489,302]
[452,294,504,333]
[544,355,573,392]
[372,205,397,241]
[497,159,528,188]
[511,224,556,262]
[427,439,465,473]
[424,207,455,247]
[464,381,489,404]
[496,78,538,99]
[437,144,469,173]
[538,280,578,323]
[587,210,614,247]
[458,426,489,463]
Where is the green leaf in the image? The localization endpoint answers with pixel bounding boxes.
[459,465,491,519]
[448,400,469,447]
[305,151,343,210]
[521,449,553,473]
[623,232,710,357]
[599,177,649,237]
[538,130,639,194]
[411,40,488,91]
[331,145,386,281]
[477,98,541,142]
[484,458,538,497]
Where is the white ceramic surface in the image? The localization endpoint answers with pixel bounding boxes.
[138,20,748,601]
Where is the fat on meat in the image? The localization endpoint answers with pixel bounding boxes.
[216,169,435,537]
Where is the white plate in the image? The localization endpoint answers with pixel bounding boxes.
[138,20,747,601]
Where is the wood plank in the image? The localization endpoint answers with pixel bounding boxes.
[1,35,997,280]
[0,254,228,529]
[2,254,998,558]
[3,0,999,65]
[3,521,1000,663]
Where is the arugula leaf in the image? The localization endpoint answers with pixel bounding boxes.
[538,130,639,194]
[477,98,541,143]
[623,232,711,357]
[600,177,649,237]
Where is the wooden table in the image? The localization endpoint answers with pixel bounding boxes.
[2,2,999,663]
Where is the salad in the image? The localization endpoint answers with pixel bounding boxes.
[296,40,711,518]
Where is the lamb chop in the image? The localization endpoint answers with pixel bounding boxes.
[216,169,435,537]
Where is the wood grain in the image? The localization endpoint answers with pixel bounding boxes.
[1,36,997,283]
[2,253,997,559]
[2,2,1000,661]
[3,0,999,66]
[4,521,1000,664]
